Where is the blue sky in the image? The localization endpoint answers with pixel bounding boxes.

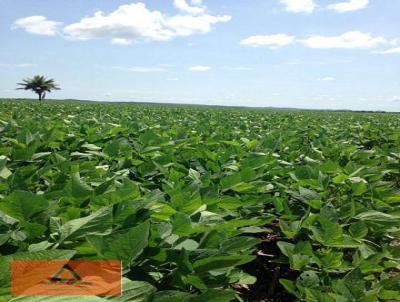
[0,0,399,111]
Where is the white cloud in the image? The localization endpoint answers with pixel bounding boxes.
[373,47,400,54]
[327,0,369,13]
[167,78,179,81]
[163,14,231,37]
[189,65,211,72]
[112,66,166,72]
[174,0,205,15]
[241,34,295,48]
[111,38,133,45]
[13,16,62,36]
[62,2,230,44]
[320,76,335,81]
[279,0,316,13]
[301,31,387,49]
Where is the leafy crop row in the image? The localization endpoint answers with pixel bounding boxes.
[0,100,399,301]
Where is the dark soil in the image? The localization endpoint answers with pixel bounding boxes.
[236,228,298,302]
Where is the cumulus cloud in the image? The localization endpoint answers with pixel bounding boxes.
[328,0,369,13]
[189,65,211,72]
[111,38,133,45]
[62,2,230,44]
[174,0,205,14]
[279,0,316,14]
[13,16,62,36]
[241,31,394,52]
[163,14,231,37]
[112,66,166,72]
[241,34,295,48]
[373,47,400,54]
[300,31,387,49]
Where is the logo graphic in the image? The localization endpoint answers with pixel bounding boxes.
[11,260,121,296]
[50,263,81,283]
[39,263,93,286]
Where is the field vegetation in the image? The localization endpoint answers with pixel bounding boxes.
[0,100,399,301]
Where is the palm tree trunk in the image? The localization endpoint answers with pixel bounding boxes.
[38,92,42,102]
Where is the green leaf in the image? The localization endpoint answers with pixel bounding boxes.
[279,279,300,299]
[193,255,255,273]
[379,290,400,300]
[0,157,11,179]
[151,290,236,302]
[335,269,366,300]
[31,152,52,160]
[58,206,113,242]
[87,222,150,266]
[171,212,193,236]
[277,241,295,257]
[220,173,241,190]
[174,239,199,251]
[0,191,48,220]
[229,270,256,285]
[280,219,301,239]
[354,211,399,222]
[299,187,319,200]
[0,210,19,225]
[107,278,156,302]
[297,271,320,289]
[219,236,260,253]
[309,216,344,246]
[191,290,236,302]
[71,172,93,198]
[349,221,368,238]
[351,181,368,196]
[152,291,194,302]
[332,174,348,184]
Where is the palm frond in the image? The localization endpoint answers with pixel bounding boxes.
[16,75,61,98]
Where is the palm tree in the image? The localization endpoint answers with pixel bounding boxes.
[17,75,60,102]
